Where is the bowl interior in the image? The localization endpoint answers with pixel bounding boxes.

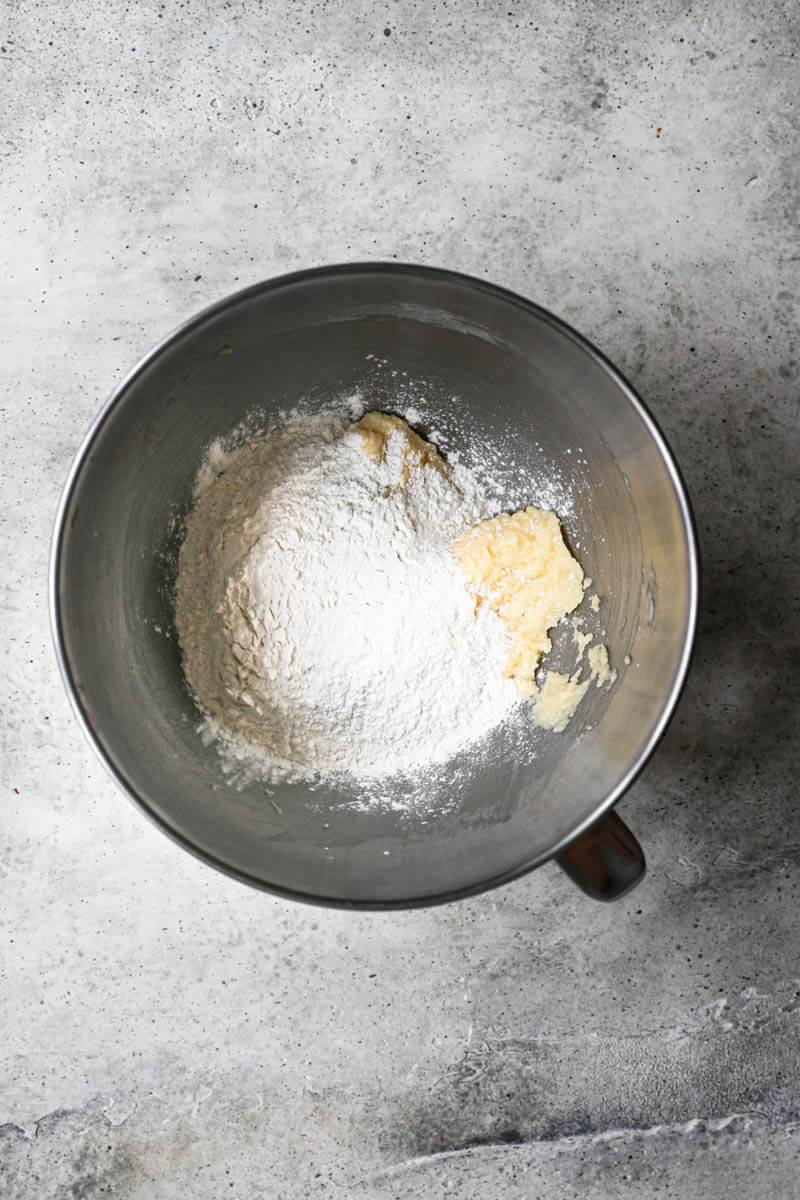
[53,267,695,905]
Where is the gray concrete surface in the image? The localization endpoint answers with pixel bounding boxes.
[2,1,799,1196]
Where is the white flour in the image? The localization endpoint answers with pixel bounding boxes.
[175,405,519,783]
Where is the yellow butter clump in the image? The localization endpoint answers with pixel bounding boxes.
[451,507,585,698]
[352,412,448,485]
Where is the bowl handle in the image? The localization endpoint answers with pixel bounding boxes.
[556,809,645,901]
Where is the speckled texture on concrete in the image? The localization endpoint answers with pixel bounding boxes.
[1,1,799,1196]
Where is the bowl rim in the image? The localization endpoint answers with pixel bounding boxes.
[50,260,700,909]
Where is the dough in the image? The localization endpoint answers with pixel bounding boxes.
[451,506,585,698]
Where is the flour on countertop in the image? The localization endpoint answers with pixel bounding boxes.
[175,404,520,783]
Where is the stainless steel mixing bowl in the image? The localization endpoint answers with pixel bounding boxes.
[51,264,698,907]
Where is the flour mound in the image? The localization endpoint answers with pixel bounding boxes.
[175,408,518,781]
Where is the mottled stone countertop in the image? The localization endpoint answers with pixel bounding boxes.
[2,2,798,1196]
